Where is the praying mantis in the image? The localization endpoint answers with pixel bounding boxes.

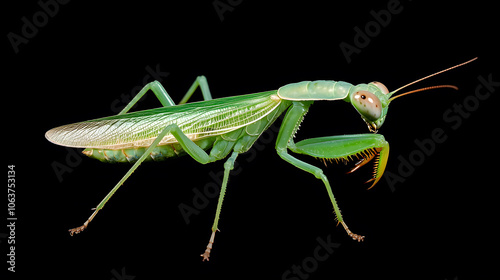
[45,58,476,261]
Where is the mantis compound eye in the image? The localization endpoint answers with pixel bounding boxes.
[372,81,389,95]
[352,91,382,121]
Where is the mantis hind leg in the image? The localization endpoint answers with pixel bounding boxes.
[69,123,233,236]
[119,75,213,114]
[68,123,176,235]
[178,75,213,104]
[275,102,365,241]
[118,80,175,114]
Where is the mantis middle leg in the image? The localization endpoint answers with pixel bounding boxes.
[200,151,238,261]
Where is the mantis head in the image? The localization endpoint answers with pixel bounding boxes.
[348,81,390,133]
[349,57,477,133]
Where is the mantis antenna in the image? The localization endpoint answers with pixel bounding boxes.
[388,57,478,102]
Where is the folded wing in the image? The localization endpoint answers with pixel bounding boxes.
[45,91,280,149]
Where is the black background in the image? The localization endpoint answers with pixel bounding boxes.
[4,1,497,279]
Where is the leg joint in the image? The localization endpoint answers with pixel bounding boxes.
[313,169,325,180]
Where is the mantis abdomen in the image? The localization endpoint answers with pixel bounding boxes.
[81,137,216,163]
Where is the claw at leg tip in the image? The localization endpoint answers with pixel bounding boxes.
[200,253,210,262]
[200,230,216,261]
[68,225,86,236]
[349,232,365,242]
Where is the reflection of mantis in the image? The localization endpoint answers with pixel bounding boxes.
[46,58,476,261]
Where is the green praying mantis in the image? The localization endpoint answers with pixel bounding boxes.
[46,58,476,261]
